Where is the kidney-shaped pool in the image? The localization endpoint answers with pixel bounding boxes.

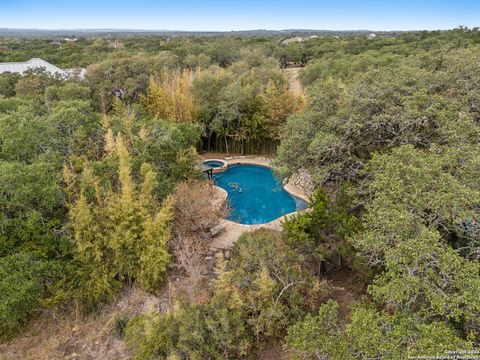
[213,164,308,225]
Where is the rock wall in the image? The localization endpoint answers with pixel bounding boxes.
[287,168,315,195]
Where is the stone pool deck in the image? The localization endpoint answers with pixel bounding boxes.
[210,211,302,249]
[203,154,311,249]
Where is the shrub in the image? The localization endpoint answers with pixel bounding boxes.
[0,253,62,338]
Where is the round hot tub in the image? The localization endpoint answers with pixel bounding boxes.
[203,159,228,173]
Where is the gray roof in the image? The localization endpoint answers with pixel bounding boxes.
[0,58,67,77]
[282,36,304,44]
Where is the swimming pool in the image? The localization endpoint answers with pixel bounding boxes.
[213,164,308,225]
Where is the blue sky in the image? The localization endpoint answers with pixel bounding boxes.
[0,0,478,31]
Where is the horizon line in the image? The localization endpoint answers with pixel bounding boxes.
[0,27,466,33]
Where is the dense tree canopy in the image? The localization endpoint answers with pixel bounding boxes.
[275,28,480,357]
[0,29,479,357]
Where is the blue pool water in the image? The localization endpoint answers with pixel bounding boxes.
[214,164,308,225]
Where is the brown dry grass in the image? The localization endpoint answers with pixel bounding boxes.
[284,67,304,96]
[0,285,172,360]
[256,341,290,360]
[325,268,367,320]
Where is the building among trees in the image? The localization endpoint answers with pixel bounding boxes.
[0,58,66,76]
[0,57,85,78]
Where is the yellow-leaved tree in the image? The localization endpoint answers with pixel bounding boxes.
[141,69,196,123]
[261,80,304,140]
[67,133,173,308]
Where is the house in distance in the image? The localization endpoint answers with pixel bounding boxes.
[0,58,85,78]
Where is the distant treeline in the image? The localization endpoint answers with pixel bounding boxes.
[0,27,405,38]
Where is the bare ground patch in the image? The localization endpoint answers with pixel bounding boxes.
[284,67,304,96]
[325,267,367,319]
[0,285,172,360]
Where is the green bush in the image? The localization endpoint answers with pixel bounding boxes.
[125,230,315,359]
[0,253,62,338]
[282,187,359,269]
[286,300,474,359]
